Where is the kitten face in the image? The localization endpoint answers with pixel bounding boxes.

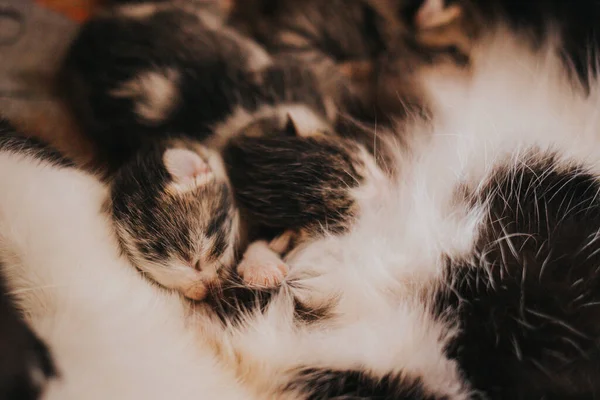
[110,140,239,300]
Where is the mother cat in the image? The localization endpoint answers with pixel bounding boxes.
[4,0,600,399]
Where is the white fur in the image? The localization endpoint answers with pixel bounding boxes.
[0,152,252,400]
[223,28,600,397]
[5,27,600,399]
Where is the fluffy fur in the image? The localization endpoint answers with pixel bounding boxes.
[229,0,475,122]
[110,138,240,300]
[0,126,254,400]
[7,4,600,400]
[60,1,333,171]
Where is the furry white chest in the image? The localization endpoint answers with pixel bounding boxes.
[3,29,600,399]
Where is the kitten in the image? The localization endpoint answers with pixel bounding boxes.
[109,138,240,300]
[109,116,383,299]
[225,123,386,290]
[229,0,477,122]
[60,0,334,171]
[224,130,378,236]
[9,1,600,399]
[0,123,254,400]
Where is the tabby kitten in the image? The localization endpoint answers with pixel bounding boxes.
[109,138,240,300]
[229,0,478,122]
[60,0,334,171]
[64,0,388,298]
[0,122,60,400]
[109,116,384,299]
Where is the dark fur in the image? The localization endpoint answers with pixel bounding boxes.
[470,0,600,82]
[204,271,334,326]
[60,3,330,171]
[0,268,56,400]
[224,133,366,235]
[203,275,278,325]
[282,368,442,400]
[0,124,58,400]
[435,154,600,399]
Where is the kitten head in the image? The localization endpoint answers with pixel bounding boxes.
[110,139,240,300]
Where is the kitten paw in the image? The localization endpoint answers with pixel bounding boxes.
[238,241,289,288]
[0,310,56,400]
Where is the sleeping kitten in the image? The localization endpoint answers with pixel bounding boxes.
[0,122,63,400]
[0,122,256,400]
[60,0,334,171]
[225,122,387,290]
[109,115,384,299]
[0,262,56,400]
[109,137,240,300]
[229,0,477,122]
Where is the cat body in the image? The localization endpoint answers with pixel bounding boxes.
[7,1,600,399]
[0,126,58,400]
[61,0,334,170]
[214,24,600,398]
[7,6,600,397]
[63,0,363,296]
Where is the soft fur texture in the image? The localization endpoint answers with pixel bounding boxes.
[230,0,474,123]
[6,9,600,400]
[60,0,333,171]
[110,137,240,300]
[0,127,253,399]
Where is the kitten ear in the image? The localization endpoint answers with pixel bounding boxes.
[414,0,462,29]
[163,148,211,186]
[284,114,299,136]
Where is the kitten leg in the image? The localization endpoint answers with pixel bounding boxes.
[237,234,293,289]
